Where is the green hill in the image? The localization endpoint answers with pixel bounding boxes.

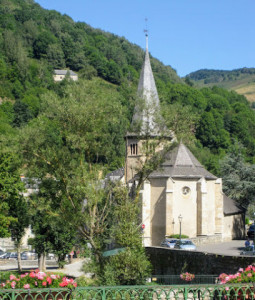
[0,0,255,176]
[187,68,255,103]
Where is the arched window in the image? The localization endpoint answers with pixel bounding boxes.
[130,143,138,155]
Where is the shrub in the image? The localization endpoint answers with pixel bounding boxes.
[168,234,189,239]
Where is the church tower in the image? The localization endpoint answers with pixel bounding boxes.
[125,34,172,183]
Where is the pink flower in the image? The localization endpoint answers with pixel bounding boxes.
[247,273,252,277]
[10,275,16,280]
[29,272,36,278]
[36,272,46,280]
[46,277,52,285]
[11,281,16,289]
[239,268,243,272]
[42,281,47,286]
[23,284,30,289]
[50,274,57,279]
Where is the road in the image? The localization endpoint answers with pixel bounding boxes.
[196,240,246,256]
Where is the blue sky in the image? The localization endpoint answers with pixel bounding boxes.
[36,0,255,77]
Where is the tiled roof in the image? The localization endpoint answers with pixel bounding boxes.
[54,70,77,76]
[149,143,217,179]
[105,168,125,181]
[131,36,163,136]
[223,194,245,215]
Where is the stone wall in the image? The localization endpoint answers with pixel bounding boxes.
[146,247,255,276]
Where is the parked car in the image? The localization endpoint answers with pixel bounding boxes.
[9,252,18,259]
[247,224,255,238]
[174,239,196,251]
[160,238,177,249]
[240,246,255,256]
[21,251,38,260]
[0,252,11,259]
[0,251,7,259]
[46,253,56,260]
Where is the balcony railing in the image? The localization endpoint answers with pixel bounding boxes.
[0,285,254,300]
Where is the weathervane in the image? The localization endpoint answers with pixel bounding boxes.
[144,18,149,51]
[144,18,148,37]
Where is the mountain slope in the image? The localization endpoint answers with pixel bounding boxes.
[187,68,255,103]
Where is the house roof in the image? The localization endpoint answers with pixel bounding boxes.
[105,168,124,181]
[149,143,217,179]
[54,70,77,76]
[223,194,245,215]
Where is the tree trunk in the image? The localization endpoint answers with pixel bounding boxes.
[16,241,22,272]
[38,253,46,272]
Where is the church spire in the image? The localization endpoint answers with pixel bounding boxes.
[131,33,161,136]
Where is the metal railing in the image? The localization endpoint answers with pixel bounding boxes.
[150,275,218,285]
[0,285,254,300]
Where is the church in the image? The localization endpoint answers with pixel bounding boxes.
[123,34,245,247]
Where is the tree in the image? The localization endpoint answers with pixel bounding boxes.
[0,153,30,271]
[101,184,151,285]
[220,143,255,209]
[18,79,129,272]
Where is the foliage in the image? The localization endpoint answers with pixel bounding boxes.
[168,234,189,239]
[0,270,77,289]
[220,143,255,208]
[0,153,27,238]
[101,184,151,285]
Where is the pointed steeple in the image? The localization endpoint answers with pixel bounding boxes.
[131,34,161,136]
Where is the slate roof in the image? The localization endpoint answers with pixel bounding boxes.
[149,143,217,179]
[130,35,164,137]
[105,168,125,181]
[223,194,245,215]
[54,70,77,76]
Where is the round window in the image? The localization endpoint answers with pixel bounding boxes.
[182,186,190,195]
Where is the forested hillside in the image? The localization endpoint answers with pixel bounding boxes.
[1,0,255,279]
[187,68,255,105]
[0,0,255,176]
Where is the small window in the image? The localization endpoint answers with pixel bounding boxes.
[130,143,138,155]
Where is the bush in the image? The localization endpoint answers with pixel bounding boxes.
[168,234,189,239]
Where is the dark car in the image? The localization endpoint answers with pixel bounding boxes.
[247,224,255,238]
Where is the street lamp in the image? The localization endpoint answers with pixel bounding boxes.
[178,214,183,241]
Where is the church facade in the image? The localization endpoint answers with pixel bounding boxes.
[125,35,245,246]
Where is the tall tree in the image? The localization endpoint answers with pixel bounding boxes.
[220,143,255,208]
[0,153,30,271]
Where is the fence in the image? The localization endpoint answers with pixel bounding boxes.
[150,275,218,285]
[0,285,254,300]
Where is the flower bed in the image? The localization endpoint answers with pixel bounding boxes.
[0,269,77,290]
[218,265,255,299]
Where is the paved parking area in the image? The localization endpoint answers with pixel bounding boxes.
[196,240,247,256]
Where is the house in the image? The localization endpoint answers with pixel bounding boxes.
[124,34,245,246]
[53,70,78,82]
